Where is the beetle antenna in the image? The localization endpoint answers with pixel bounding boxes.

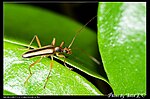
[68,15,97,48]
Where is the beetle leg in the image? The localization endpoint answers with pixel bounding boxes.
[56,53,73,70]
[18,35,42,51]
[24,56,43,85]
[44,55,53,89]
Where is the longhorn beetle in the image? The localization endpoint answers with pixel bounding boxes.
[22,16,97,89]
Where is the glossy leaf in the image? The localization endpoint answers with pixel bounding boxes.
[98,2,146,95]
[4,41,101,95]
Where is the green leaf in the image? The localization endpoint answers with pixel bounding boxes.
[3,90,16,95]
[98,2,146,95]
[4,3,106,95]
[4,41,101,95]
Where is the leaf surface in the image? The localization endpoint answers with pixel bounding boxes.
[98,2,146,95]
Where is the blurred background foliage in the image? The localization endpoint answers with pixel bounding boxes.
[29,3,98,32]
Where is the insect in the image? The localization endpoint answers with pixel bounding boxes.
[22,16,97,89]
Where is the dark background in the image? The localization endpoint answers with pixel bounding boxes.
[28,3,98,32]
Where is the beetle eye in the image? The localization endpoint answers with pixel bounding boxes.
[64,50,68,53]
